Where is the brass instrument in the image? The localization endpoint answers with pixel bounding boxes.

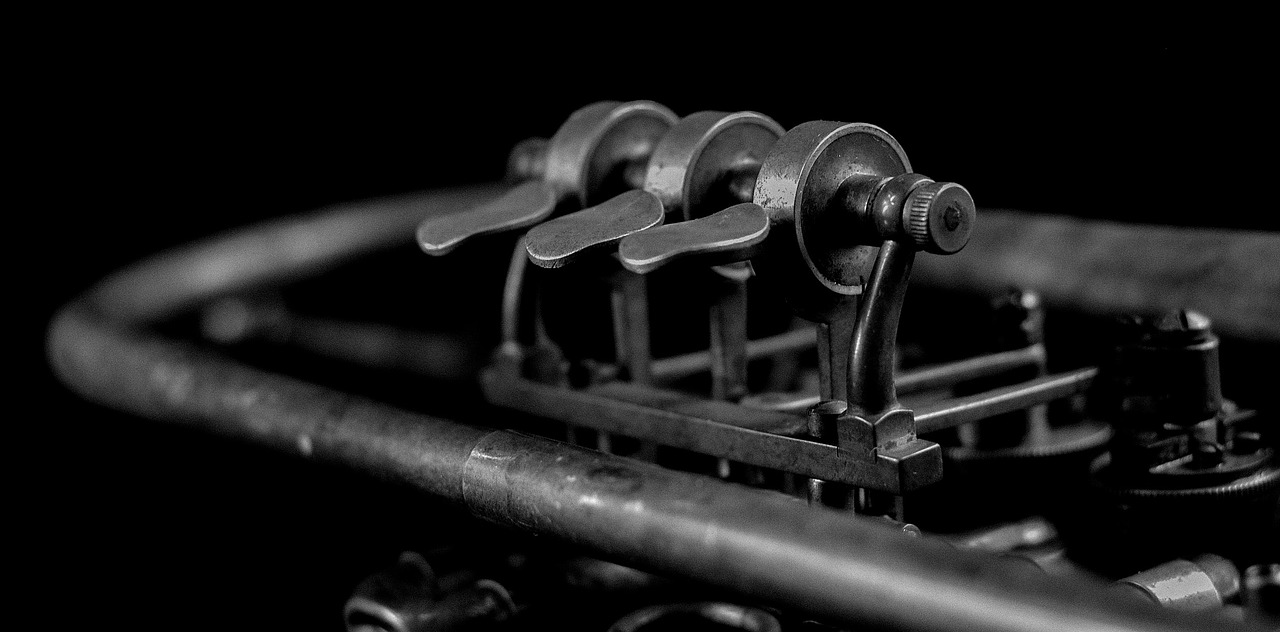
[39,67,1278,632]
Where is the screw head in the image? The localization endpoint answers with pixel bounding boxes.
[903,181,975,254]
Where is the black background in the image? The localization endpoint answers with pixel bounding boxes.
[22,27,1275,631]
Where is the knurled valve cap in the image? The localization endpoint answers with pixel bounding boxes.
[903,181,975,254]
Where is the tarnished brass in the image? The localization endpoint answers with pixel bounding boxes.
[618,203,769,274]
[904,181,975,254]
[524,190,664,268]
[418,101,676,255]
[752,122,910,321]
[1114,556,1241,611]
[416,181,558,256]
[524,111,785,409]
[548,115,979,500]
[46,87,1280,632]
[525,111,782,269]
[645,111,784,220]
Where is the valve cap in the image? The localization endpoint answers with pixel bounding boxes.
[904,181,975,254]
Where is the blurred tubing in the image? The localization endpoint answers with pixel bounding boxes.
[913,210,1280,344]
[47,187,1258,631]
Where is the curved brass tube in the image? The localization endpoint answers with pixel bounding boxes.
[46,187,1252,632]
[913,211,1280,343]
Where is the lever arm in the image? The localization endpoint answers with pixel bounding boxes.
[525,190,665,268]
[618,203,769,274]
[418,180,560,255]
[846,240,915,416]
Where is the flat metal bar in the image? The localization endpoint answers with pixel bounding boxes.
[815,315,856,403]
[709,276,749,401]
[481,373,879,485]
[915,368,1098,435]
[741,345,1047,413]
[896,344,1046,393]
[650,328,816,380]
[612,270,652,384]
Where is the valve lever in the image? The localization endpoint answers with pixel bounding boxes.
[526,110,782,270]
[525,190,665,268]
[523,110,785,482]
[417,100,676,256]
[418,180,559,255]
[452,106,993,503]
[524,111,783,409]
[456,108,975,503]
[610,121,975,507]
[618,203,770,274]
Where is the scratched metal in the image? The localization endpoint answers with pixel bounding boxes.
[525,190,664,268]
[618,203,769,274]
[47,181,1243,631]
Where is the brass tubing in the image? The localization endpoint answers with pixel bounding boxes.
[49,309,1244,632]
[46,187,1253,632]
[91,184,507,325]
[912,210,1280,344]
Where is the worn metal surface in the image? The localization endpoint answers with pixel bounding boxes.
[751,121,910,322]
[48,310,1241,631]
[525,109,782,401]
[846,240,915,416]
[525,190,665,268]
[486,371,952,493]
[619,203,770,273]
[633,111,779,408]
[814,312,857,403]
[1115,556,1240,611]
[534,110,782,273]
[543,100,677,207]
[417,180,560,255]
[46,183,1261,631]
[419,101,677,256]
[644,110,783,220]
[903,181,976,254]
